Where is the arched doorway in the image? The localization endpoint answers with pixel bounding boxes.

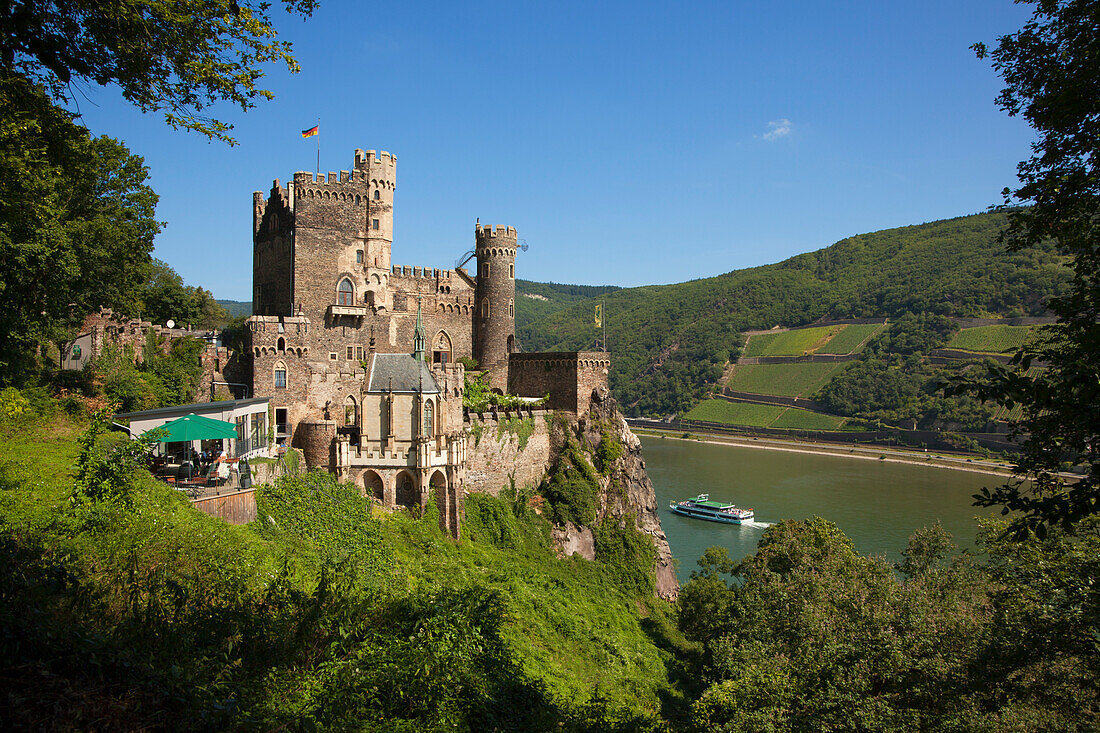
[362,470,383,502]
[394,470,418,509]
[433,331,452,365]
[430,470,456,537]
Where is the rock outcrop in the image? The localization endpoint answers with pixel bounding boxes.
[549,386,679,600]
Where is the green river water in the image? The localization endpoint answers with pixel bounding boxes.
[641,436,1001,582]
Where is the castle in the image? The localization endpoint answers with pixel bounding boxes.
[247,148,609,523]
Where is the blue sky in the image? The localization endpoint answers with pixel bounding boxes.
[74,0,1034,301]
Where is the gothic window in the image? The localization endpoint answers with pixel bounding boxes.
[372,218,380,230]
[356,250,363,264]
[274,361,287,389]
[481,298,490,319]
[338,278,355,306]
[277,337,285,352]
[344,395,357,426]
[424,400,434,437]
[373,189,380,201]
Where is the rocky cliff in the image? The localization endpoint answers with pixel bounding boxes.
[546,387,678,600]
[462,389,678,599]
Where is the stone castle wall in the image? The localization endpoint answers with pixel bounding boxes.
[508,352,610,414]
[463,410,552,495]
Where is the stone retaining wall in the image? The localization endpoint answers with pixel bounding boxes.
[463,410,552,495]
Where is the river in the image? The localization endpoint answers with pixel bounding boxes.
[641,436,1002,582]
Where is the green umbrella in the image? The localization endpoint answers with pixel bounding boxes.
[145,413,238,443]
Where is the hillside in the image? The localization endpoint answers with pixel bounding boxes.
[213,284,607,329]
[518,211,1071,415]
[515,280,620,332]
[215,299,252,317]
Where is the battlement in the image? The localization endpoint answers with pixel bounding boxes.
[508,352,611,368]
[355,148,396,168]
[391,265,457,280]
[475,224,517,241]
[292,170,384,186]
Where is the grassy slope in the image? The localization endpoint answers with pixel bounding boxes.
[726,362,849,397]
[683,399,848,430]
[947,324,1036,353]
[817,323,885,354]
[0,414,684,727]
[683,400,786,426]
[518,211,1070,415]
[744,325,847,357]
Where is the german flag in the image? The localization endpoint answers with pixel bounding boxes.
[301,124,319,138]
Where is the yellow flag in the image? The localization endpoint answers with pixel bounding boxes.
[595,303,602,327]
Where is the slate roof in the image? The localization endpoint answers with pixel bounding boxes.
[366,353,441,394]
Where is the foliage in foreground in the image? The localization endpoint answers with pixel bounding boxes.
[678,517,1100,731]
[946,0,1100,537]
[0,410,674,730]
[0,0,318,144]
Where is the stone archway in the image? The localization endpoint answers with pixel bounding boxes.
[362,469,384,503]
[394,470,418,509]
[429,470,452,535]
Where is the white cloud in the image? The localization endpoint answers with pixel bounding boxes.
[762,118,793,141]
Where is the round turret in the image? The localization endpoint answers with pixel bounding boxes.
[474,224,517,380]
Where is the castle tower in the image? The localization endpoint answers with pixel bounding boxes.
[354,149,397,271]
[474,224,517,386]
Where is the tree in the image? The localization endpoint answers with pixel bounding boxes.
[0,0,318,143]
[139,259,230,329]
[0,74,160,379]
[950,0,1100,536]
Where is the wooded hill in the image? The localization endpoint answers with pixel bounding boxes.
[518,212,1071,416]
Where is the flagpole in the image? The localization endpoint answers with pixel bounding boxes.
[315,117,320,178]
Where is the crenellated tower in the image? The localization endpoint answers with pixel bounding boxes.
[354,148,396,271]
[474,224,517,386]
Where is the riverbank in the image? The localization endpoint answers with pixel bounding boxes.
[634,426,1019,478]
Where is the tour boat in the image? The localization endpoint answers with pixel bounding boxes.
[669,493,754,524]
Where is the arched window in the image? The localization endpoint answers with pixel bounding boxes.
[509,263,514,278]
[338,278,355,306]
[344,395,357,426]
[508,299,514,318]
[273,360,287,389]
[482,262,490,278]
[424,400,434,437]
[373,189,380,201]
[276,336,285,352]
[481,298,489,319]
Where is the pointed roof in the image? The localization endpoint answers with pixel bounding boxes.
[413,295,426,362]
[366,353,440,394]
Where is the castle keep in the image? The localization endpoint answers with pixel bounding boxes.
[247,148,609,522]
